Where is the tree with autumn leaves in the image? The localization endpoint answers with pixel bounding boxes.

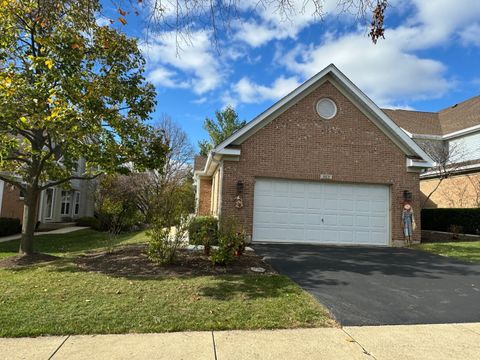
[0,0,168,255]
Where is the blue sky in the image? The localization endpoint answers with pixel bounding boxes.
[99,0,480,152]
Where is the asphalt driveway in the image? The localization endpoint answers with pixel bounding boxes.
[254,244,480,326]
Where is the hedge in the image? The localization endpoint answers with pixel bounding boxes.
[421,208,480,235]
[0,217,22,237]
[75,216,101,230]
[188,216,218,246]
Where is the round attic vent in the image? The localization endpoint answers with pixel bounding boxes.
[316,98,337,119]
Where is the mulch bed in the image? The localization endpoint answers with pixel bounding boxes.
[0,253,60,269]
[74,244,276,277]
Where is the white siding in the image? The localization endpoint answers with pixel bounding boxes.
[449,131,480,163]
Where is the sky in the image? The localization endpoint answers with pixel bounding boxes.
[99,0,480,152]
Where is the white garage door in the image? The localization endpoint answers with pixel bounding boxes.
[252,178,390,245]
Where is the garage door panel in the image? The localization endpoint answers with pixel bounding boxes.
[253,178,389,245]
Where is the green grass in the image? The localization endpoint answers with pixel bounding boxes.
[0,230,333,337]
[0,229,147,259]
[416,241,480,264]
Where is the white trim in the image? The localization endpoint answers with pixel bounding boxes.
[73,191,80,216]
[443,124,480,140]
[420,162,480,179]
[0,180,4,215]
[45,188,55,220]
[403,124,480,141]
[214,148,241,156]
[60,190,72,216]
[212,64,434,168]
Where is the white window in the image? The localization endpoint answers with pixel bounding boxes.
[45,188,55,219]
[316,98,337,119]
[60,190,72,215]
[73,191,80,215]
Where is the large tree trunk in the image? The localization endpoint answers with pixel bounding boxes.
[19,187,40,255]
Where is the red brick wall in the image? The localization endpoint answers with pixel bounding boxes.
[1,184,24,221]
[220,80,421,245]
[197,178,212,216]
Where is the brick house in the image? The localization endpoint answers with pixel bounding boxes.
[194,64,433,246]
[385,96,480,208]
[0,158,95,227]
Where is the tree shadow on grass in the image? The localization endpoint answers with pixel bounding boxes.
[198,274,346,301]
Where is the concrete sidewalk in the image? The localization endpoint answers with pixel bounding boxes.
[0,226,89,243]
[2,323,480,360]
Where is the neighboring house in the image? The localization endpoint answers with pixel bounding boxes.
[0,158,95,226]
[194,64,433,247]
[385,96,480,208]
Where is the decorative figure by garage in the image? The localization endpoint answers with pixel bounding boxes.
[402,203,416,246]
[235,195,243,209]
[235,180,244,209]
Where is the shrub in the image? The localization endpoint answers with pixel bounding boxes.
[147,216,188,265]
[0,217,22,237]
[75,216,101,230]
[188,216,218,254]
[421,208,480,235]
[210,217,246,266]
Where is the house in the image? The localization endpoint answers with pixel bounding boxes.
[0,158,95,227]
[194,64,433,246]
[384,96,480,208]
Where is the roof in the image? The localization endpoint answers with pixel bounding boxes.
[383,95,480,136]
[211,64,433,168]
[382,109,442,136]
[439,96,480,134]
[194,155,207,171]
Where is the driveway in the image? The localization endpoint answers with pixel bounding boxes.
[254,244,480,326]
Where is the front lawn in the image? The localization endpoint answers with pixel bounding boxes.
[0,230,334,337]
[415,241,480,264]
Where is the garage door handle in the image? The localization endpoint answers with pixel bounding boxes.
[321,218,324,223]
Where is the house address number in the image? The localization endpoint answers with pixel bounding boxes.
[320,174,333,180]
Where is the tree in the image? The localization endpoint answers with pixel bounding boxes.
[141,0,388,44]
[134,116,195,224]
[0,0,168,255]
[198,106,246,156]
[418,139,466,208]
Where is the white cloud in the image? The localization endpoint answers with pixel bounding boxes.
[280,32,452,106]
[192,97,208,104]
[272,0,480,106]
[234,0,339,47]
[95,16,111,27]
[460,23,480,47]
[224,76,302,106]
[141,31,223,94]
[147,67,189,89]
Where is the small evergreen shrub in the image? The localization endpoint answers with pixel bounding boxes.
[188,216,218,254]
[0,217,22,237]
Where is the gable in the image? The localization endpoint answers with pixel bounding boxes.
[213,65,433,168]
[241,80,409,172]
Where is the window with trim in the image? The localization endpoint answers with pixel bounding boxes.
[45,188,55,219]
[60,190,72,215]
[316,98,337,119]
[73,191,80,215]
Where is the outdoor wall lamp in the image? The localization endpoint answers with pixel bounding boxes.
[403,190,412,202]
[236,180,244,195]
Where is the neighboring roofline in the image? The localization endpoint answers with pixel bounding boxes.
[420,162,480,179]
[401,124,480,140]
[443,124,480,140]
[212,64,434,168]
